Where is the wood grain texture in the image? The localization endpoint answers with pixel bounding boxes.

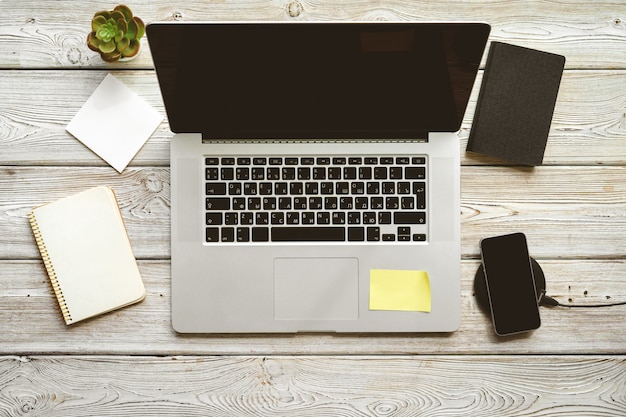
[1,260,624,355]
[1,0,625,69]
[0,355,624,416]
[0,166,623,259]
[1,70,625,166]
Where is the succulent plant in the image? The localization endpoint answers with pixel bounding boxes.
[87,5,145,62]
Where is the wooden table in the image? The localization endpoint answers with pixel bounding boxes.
[1,1,625,415]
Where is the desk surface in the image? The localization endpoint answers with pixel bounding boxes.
[1,1,625,415]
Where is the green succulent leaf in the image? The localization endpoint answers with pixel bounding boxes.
[116,37,130,53]
[115,19,127,42]
[102,51,122,62]
[114,4,134,22]
[99,40,117,54]
[92,15,107,32]
[121,39,140,57]
[134,17,145,39]
[125,18,138,40]
[93,10,111,20]
[86,32,100,51]
[110,10,126,23]
[95,19,121,43]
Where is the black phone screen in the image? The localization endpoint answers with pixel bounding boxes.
[480,233,541,335]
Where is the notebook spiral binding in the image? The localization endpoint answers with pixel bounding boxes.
[28,211,73,324]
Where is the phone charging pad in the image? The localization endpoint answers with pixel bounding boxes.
[474,257,546,313]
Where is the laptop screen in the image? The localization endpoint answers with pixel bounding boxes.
[147,22,490,139]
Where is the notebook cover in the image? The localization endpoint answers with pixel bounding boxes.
[467,42,565,165]
[29,186,146,325]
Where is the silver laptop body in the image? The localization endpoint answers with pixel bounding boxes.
[148,22,490,333]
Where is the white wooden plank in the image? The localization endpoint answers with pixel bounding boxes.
[1,70,625,166]
[0,355,624,416]
[1,260,624,355]
[1,166,623,259]
[1,0,625,69]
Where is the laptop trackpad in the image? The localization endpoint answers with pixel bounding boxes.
[274,258,359,320]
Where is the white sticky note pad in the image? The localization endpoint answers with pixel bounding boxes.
[67,73,163,173]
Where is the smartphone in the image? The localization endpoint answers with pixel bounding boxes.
[480,232,541,336]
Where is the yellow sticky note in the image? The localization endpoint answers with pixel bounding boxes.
[369,269,431,312]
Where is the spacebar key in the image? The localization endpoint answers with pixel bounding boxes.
[271,227,345,242]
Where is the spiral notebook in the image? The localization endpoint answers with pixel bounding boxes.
[29,186,146,325]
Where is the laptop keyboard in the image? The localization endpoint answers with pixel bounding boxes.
[204,156,427,243]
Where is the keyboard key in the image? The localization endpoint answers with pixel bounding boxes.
[302,212,315,224]
[206,198,230,210]
[383,234,396,241]
[374,167,387,179]
[253,157,267,165]
[367,227,380,241]
[221,167,234,180]
[237,227,250,242]
[332,212,346,224]
[286,212,299,224]
[251,168,265,180]
[221,227,235,242]
[228,182,242,195]
[240,212,254,225]
[236,167,249,180]
[389,167,403,179]
[252,227,269,241]
[406,166,426,179]
[206,168,219,180]
[328,167,341,179]
[282,167,296,180]
[336,182,350,194]
[221,157,235,165]
[398,226,411,236]
[312,167,326,180]
[225,212,238,225]
[267,167,280,180]
[413,234,427,241]
[237,157,251,165]
[256,212,269,225]
[206,182,226,195]
[343,167,357,179]
[394,212,426,224]
[206,213,223,225]
[379,212,392,224]
[205,157,219,165]
[348,212,361,224]
[359,167,372,179]
[271,212,285,225]
[348,227,365,241]
[206,227,219,242]
[272,227,345,241]
[232,198,246,210]
[317,212,330,224]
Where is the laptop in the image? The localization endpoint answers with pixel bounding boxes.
[147,22,490,333]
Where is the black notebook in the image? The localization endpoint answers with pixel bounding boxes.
[467,42,565,166]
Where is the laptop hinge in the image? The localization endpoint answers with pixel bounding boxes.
[200,137,429,144]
